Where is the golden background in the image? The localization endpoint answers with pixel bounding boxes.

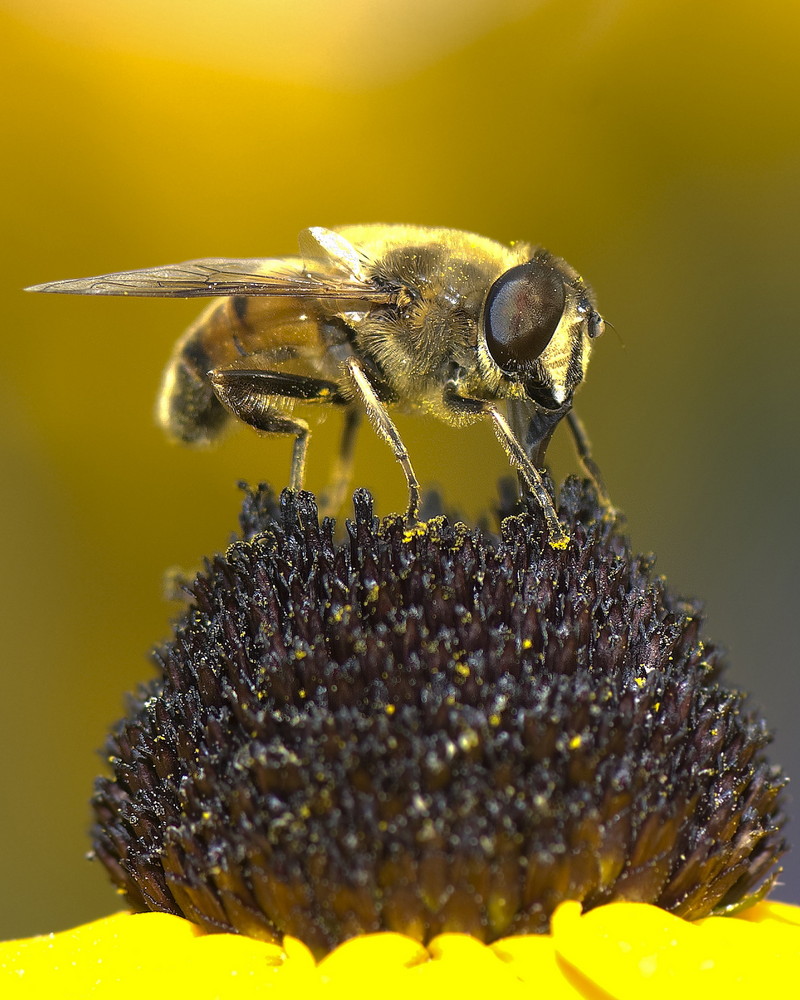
[2,0,798,937]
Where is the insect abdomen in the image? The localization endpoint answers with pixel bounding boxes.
[157,300,240,445]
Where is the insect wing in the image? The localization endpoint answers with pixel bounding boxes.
[25,258,393,301]
[298,227,365,279]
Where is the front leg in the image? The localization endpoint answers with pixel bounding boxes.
[565,410,617,518]
[444,388,569,548]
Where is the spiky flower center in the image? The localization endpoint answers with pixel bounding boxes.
[91,482,785,957]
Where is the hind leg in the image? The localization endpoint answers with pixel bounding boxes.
[210,367,347,491]
[319,406,361,519]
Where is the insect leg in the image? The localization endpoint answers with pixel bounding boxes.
[345,358,421,523]
[445,390,569,548]
[565,410,617,516]
[488,407,570,548]
[319,406,362,520]
[210,368,346,492]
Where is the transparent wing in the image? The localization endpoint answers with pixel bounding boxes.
[25,258,394,301]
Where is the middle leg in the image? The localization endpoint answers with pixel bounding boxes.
[345,358,421,523]
[565,410,617,517]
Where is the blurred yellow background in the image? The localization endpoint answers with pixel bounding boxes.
[2,0,799,938]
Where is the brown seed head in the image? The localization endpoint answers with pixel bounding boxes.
[91,481,786,957]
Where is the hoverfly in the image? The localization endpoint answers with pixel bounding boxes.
[27,225,611,546]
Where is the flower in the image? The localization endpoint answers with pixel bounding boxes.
[3,479,796,997]
[90,481,784,953]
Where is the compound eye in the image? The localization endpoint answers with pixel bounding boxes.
[484,260,566,373]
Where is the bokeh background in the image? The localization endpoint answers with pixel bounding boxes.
[2,0,799,938]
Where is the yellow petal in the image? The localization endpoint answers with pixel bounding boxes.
[4,901,800,998]
[0,912,283,1000]
[736,899,800,928]
[492,932,600,996]
[318,931,428,978]
[409,934,527,996]
[551,899,800,998]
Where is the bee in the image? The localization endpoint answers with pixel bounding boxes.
[27,225,610,545]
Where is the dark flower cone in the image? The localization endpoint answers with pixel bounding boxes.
[91,480,786,958]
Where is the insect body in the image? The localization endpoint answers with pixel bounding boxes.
[27,225,609,545]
